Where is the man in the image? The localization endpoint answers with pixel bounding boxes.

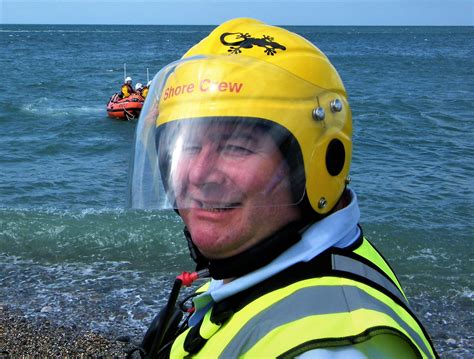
[121,76,134,98]
[135,82,144,96]
[142,80,152,99]
[128,18,437,358]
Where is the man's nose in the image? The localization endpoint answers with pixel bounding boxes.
[188,146,225,186]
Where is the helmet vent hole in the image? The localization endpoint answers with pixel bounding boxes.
[326,139,345,176]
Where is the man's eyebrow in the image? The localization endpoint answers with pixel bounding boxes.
[228,133,258,142]
[210,131,259,144]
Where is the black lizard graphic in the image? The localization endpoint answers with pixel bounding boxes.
[220,32,286,55]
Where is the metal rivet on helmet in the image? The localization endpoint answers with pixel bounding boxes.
[330,99,343,113]
[312,107,325,121]
[318,197,328,209]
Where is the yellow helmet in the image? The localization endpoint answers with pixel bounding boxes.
[129,18,352,214]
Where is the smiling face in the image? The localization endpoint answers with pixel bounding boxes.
[168,121,302,259]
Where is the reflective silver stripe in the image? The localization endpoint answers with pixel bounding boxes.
[219,285,431,358]
[331,254,408,306]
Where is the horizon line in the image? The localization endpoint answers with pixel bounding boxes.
[1,23,473,27]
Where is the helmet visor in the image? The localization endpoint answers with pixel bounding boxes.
[128,55,324,210]
[157,117,304,210]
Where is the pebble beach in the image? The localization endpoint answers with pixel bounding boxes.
[0,305,135,358]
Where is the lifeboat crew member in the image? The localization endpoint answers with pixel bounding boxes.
[135,82,144,96]
[128,18,437,358]
[120,76,134,98]
[142,80,151,99]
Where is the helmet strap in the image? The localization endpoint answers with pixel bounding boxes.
[183,226,209,271]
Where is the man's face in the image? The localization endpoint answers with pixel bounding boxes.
[171,122,301,259]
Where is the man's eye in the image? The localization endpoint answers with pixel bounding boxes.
[222,144,253,155]
[183,144,201,154]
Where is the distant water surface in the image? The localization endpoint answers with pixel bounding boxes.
[0,25,473,357]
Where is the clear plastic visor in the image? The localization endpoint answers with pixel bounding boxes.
[158,117,305,210]
[128,56,315,210]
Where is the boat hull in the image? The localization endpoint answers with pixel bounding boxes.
[106,93,144,120]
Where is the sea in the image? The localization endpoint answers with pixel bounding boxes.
[0,24,472,357]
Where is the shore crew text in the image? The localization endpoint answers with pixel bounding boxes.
[163,79,244,101]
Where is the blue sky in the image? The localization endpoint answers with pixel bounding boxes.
[1,0,473,25]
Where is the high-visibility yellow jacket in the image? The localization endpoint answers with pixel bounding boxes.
[170,236,437,358]
[121,83,134,98]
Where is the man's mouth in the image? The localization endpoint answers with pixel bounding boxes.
[196,200,241,211]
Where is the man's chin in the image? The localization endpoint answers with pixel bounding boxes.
[191,231,235,259]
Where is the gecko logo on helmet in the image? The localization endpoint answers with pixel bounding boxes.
[220,32,286,55]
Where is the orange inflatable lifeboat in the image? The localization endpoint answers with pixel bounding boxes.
[106,93,144,120]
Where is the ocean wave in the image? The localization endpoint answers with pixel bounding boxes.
[406,248,438,261]
[0,207,189,267]
[19,99,103,117]
[0,254,192,339]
